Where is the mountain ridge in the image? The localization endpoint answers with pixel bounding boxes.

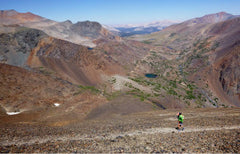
[0,10,120,47]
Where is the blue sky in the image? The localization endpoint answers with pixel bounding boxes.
[0,0,239,25]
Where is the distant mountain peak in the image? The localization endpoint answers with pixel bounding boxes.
[0,9,45,25]
[105,20,179,37]
[191,12,235,24]
[112,20,179,28]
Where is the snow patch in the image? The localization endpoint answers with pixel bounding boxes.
[7,112,21,115]
[54,103,60,107]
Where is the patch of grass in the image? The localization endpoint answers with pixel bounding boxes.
[150,51,157,56]
[167,88,178,96]
[38,67,54,76]
[184,90,196,100]
[169,33,176,37]
[78,85,101,94]
[153,84,162,92]
[169,80,177,88]
[105,91,121,100]
[142,40,152,44]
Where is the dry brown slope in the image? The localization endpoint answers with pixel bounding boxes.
[0,25,125,86]
[0,63,107,124]
[27,36,125,86]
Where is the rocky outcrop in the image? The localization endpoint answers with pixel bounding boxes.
[70,21,102,39]
[0,27,46,67]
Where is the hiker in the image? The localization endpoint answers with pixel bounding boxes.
[176,112,184,130]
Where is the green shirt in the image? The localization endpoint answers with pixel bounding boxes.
[179,115,184,122]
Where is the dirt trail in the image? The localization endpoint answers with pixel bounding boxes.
[2,124,239,146]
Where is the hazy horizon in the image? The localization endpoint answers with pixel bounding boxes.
[1,0,240,25]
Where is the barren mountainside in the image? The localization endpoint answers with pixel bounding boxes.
[0,26,124,86]
[0,10,240,153]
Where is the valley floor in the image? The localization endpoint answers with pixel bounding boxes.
[0,108,239,153]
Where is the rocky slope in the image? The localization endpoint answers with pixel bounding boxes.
[0,107,239,153]
[26,35,124,85]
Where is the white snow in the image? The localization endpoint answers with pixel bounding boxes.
[54,103,60,107]
[7,112,21,115]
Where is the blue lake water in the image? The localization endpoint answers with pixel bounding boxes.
[145,73,157,78]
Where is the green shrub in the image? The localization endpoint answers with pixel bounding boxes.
[184,90,196,100]
[167,88,177,96]
[169,80,177,88]
[142,40,152,44]
[78,85,100,94]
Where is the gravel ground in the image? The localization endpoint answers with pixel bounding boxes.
[0,108,239,153]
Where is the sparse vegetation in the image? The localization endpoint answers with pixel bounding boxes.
[142,40,152,44]
[78,85,101,94]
